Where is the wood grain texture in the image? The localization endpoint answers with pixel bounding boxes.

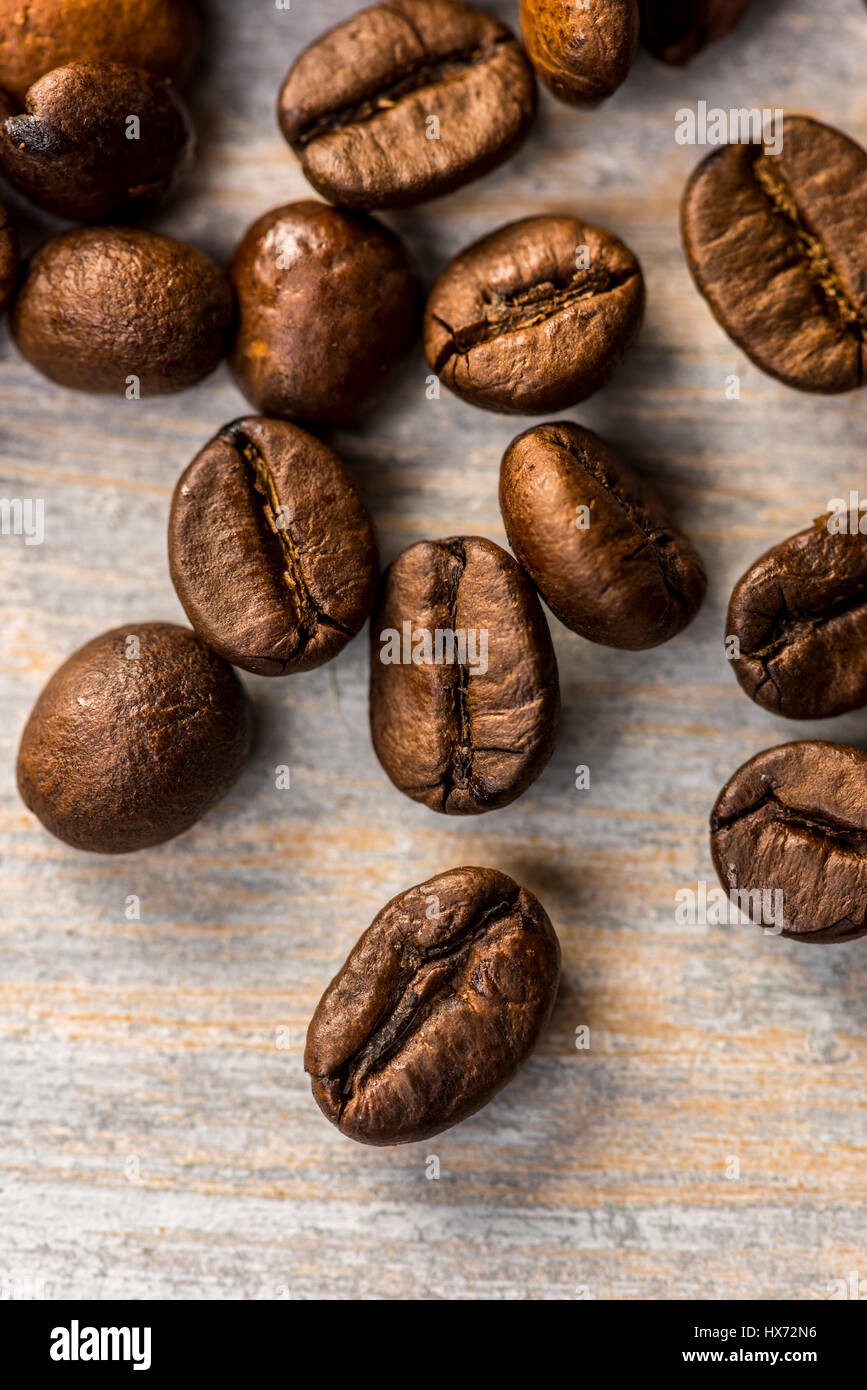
[1,0,866,1301]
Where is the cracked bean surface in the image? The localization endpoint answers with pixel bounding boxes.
[169,417,379,676]
[305,866,561,1144]
[369,536,559,814]
[727,520,867,720]
[278,0,536,210]
[682,115,867,393]
[424,214,645,414]
[710,741,867,943]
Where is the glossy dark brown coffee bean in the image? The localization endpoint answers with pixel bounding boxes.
[169,417,379,676]
[230,200,420,426]
[11,227,232,395]
[500,422,706,649]
[17,623,251,854]
[682,116,867,393]
[0,0,199,101]
[278,0,536,211]
[710,741,867,944]
[726,520,867,720]
[521,0,639,104]
[640,0,752,64]
[370,536,559,814]
[0,63,192,222]
[424,214,645,414]
[305,866,561,1145]
[0,200,18,313]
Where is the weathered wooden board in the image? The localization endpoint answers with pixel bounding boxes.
[1,0,866,1301]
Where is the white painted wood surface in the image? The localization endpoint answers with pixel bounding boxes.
[1,0,866,1300]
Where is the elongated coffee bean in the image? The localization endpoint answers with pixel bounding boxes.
[710,741,867,944]
[682,116,867,393]
[640,0,752,65]
[169,417,379,676]
[521,0,639,104]
[306,867,561,1144]
[424,214,645,413]
[0,200,18,313]
[500,422,706,648]
[17,623,251,854]
[11,227,232,394]
[278,0,536,211]
[0,62,192,222]
[370,537,559,813]
[726,520,867,720]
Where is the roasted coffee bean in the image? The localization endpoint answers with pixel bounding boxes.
[169,417,379,676]
[370,536,559,814]
[640,0,752,64]
[0,63,192,222]
[305,866,561,1144]
[500,422,706,648]
[278,0,536,211]
[520,0,639,104]
[230,200,420,426]
[726,520,867,720]
[0,0,198,101]
[0,199,18,314]
[17,622,251,854]
[424,214,645,414]
[682,115,867,393]
[11,227,232,395]
[710,741,867,944]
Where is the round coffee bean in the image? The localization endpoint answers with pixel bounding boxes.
[17,623,251,854]
[229,200,420,425]
[710,741,867,944]
[278,0,536,211]
[500,422,706,648]
[0,63,192,222]
[0,200,18,314]
[521,0,639,104]
[682,115,867,393]
[0,0,199,101]
[305,866,561,1145]
[169,417,379,676]
[640,0,752,65]
[10,227,232,395]
[424,214,645,414]
[726,520,867,720]
[370,536,559,813]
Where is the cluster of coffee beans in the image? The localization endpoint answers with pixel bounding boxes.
[4,0,867,1144]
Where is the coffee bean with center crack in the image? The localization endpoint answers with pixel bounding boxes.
[710,741,867,944]
[682,115,867,393]
[169,417,379,676]
[726,519,867,719]
[278,0,537,211]
[424,214,645,414]
[305,866,561,1145]
[369,536,559,814]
